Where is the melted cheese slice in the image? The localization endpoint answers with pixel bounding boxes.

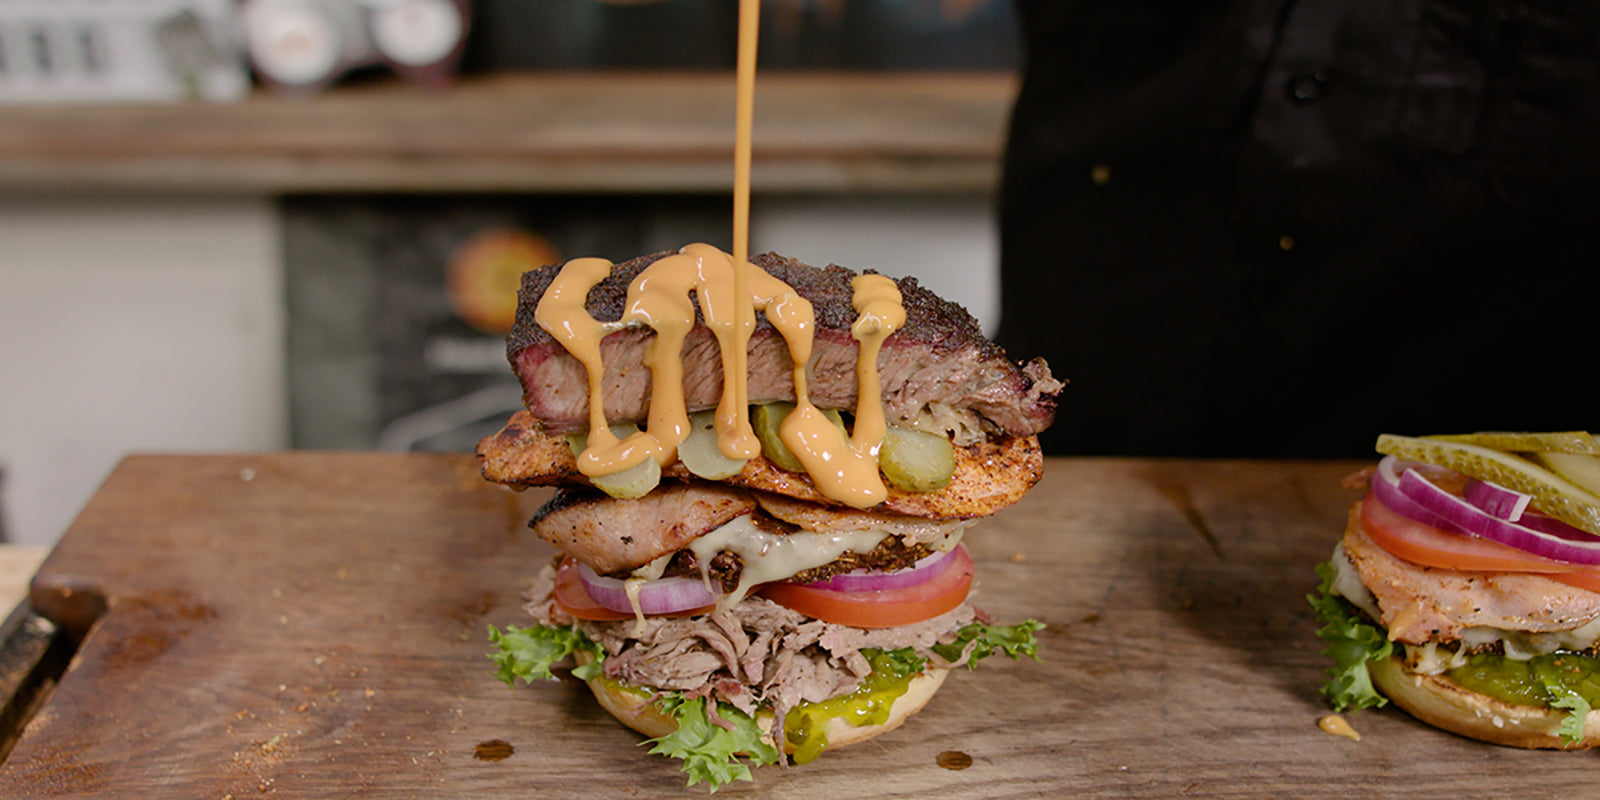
[690,515,889,610]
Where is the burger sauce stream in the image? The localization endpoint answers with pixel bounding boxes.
[531,0,904,510]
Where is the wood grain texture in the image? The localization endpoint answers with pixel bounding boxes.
[1,453,1596,798]
[0,73,1013,194]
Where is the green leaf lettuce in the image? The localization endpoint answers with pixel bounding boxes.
[1307,561,1393,711]
[645,695,782,791]
[488,623,605,685]
[932,619,1045,667]
[1540,668,1592,746]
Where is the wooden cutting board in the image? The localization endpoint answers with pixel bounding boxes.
[1,453,1595,798]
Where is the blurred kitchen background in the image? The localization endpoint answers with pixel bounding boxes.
[0,0,1018,546]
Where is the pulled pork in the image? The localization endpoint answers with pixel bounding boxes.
[523,564,979,748]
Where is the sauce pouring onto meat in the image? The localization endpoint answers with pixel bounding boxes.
[531,0,904,509]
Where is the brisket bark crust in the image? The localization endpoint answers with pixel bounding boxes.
[506,250,1060,441]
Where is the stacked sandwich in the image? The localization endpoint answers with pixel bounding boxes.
[480,246,1061,787]
[1312,432,1600,748]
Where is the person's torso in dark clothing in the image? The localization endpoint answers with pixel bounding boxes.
[998,0,1600,458]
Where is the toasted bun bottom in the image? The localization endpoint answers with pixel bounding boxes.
[575,651,949,755]
[1370,655,1600,749]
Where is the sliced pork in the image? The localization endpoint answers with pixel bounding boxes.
[754,492,970,546]
[1339,505,1600,645]
[534,482,967,585]
[530,483,757,575]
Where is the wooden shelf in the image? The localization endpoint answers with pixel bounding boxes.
[0,72,1015,195]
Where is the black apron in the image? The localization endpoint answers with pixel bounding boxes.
[998,0,1600,457]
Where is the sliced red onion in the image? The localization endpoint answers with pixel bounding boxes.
[577,562,715,615]
[1370,456,1456,531]
[1395,468,1600,565]
[805,547,957,592]
[1518,512,1600,543]
[1464,478,1531,522]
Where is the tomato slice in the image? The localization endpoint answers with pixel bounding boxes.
[757,545,975,629]
[550,556,715,621]
[1547,570,1600,594]
[1359,493,1600,578]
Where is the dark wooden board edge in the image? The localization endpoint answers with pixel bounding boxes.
[0,602,72,763]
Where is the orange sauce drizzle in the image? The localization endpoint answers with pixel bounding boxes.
[531,0,904,509]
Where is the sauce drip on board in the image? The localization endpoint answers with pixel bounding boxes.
[1316,714,1361,741]
[531,0,905,509]
[936,750,974,770]
[473,739,515,761]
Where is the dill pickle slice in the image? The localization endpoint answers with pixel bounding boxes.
[1533,452,1600,498]
[1426,431,1600,455]
[565,423,642,458]
[1376,434,1600,535]
[750,402,846,473]
[590,457,661,500]
[565,423,659,498]
[751,402,805,472]
[676,410,748,480]
[879,426,954,493]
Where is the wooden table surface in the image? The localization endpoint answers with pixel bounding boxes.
[0,452,1594,798]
